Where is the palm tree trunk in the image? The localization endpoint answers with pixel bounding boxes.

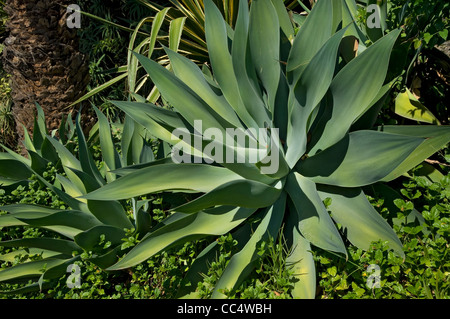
[1,0,90,146]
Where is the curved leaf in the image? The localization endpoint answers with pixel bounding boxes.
[17,210,103,231]
[173,179,282,213]
[310,29,401,154]
[375,125,450,181]
[298,130,425,187]
[317,185,404,257]
[83,164,244,201]
[285,172,346,255]
[107,206,256,270]
[212,192,287,298]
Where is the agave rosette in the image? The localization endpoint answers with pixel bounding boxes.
[81,0,450,298]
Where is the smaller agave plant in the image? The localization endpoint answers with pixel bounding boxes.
[0,0,448,299]
[0,103,159,294]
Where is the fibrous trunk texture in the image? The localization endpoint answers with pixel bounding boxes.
[1,0,90,145]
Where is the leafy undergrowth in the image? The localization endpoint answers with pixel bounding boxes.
[1,163,449,299]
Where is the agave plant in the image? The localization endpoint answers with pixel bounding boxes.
[0,103,160,294]
[0,0,449,299]
[77,0,450,298]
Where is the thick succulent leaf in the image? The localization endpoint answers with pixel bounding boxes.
[317,185,404,257]
[248,0,281,112]
[285,172,346,255]
[46,136,86,193]
[41,256,81,281]
[270,0,294,41]
[0,144,31,166]
[100,103,277,184]
[395,89,441,124]
[204,0,258,129]
[0,248,64,263]
[298,130,425,187]
[0,205,80,239]
[212,192,286,298]
[0,238,81,255]
[111,100,191,151]
[87,200,133,230]
[231,0,270,128]
[286,27,348,166]
[16,210,103,231]
[74,225,126,252]
[177,221,256,298]
[0,159,32,180]
[56,174,86,204]
[375,125,450,182]
[0,259,67,283]
[93,106,121,181]
[285,210,316,299]
[165,48,241,127]
[82,164,244,201]
[133,52,231,131]
[75,115,105,186]
[309,29,401,154]
[1,204,61,215]
[287,0,334,83]
[173,179,282,213]
[107,206,257,270]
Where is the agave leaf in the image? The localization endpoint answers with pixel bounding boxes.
[75,115,105,186]
[285,211,316,299]
[93,106,121,182]
[173,179,282,213]
[0,249,65,263]
[0,258,68,284]
[317,185,404,257]
[231,0,270,128]
[212,192,286,298]
[0,159,33,181]
[287,0,334,83]
[17,210,103,231]
[0,238,81,256]
[286,172,346,255]
[83,164,244,201]
[107,206,257,270]
[204,0,258,129]
[74,225,126,252]
[32,103,47,153]
[46,135,86,193]
[1,204,62,215]
[376,125,450,182]
[286,27,348,166]
[309,29,401,154]
[394,89,440,124]
[41,256,81,281]
[248,0,281,113]
[0,280,57,295]
[270,0,295,41]
[87,200,133,230]
[165,48,241,127]
[112,100,278,184]
[133,52,232,131]
[298,130,425,187]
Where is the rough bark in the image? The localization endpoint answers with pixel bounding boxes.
[1,0,91,145]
